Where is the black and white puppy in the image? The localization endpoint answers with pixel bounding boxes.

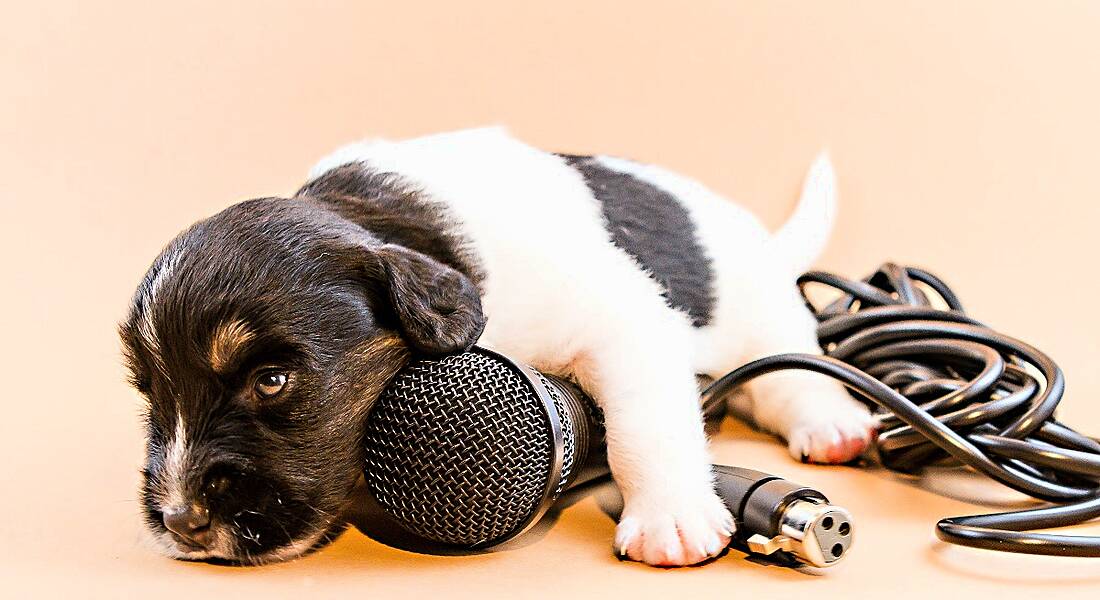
[120,127,873,567]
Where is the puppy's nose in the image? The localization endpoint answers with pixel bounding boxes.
[163,504,211,548]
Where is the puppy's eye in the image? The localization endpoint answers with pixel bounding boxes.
[253,370,288,400]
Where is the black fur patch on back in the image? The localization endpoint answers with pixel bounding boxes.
[562,154,715,327]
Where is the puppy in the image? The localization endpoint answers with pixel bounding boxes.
[120,127,873,566]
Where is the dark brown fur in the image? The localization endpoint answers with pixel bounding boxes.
[121,175,485,562]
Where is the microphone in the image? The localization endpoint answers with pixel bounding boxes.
[362,347,853,567]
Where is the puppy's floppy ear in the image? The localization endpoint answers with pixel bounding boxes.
[364,244,485,355]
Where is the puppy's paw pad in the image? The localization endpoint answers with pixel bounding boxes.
[787,401,876,464]
[614,491,733,567]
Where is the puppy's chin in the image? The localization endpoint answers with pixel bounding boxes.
[147,520,345,566]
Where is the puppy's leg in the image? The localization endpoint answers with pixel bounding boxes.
[568,302,733,567]
[733,280,875,464]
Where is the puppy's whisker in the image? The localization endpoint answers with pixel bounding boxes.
[303,503,337,519]
[268,515,294,546]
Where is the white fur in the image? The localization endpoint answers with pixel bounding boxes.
[772,152,838,275]
[138,245,185,372]
[310,127,873,566]
[160,412,189,509]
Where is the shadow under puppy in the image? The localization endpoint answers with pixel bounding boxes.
[120,128,873,567]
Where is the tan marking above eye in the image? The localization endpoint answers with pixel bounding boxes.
[209,319,256,374]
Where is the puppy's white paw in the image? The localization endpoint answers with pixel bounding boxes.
[614,489,733,567]
[786,397,876,464]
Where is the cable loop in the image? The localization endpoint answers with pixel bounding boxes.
[703,263,1100,556]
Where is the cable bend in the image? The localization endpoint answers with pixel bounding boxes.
[703,264,1100,556]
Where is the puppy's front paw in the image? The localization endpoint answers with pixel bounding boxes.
[786,396,876,464]
[614,489,733,567]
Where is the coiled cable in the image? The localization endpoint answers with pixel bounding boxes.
[700,263,1100,556]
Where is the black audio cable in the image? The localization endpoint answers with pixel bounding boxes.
[700,263,1100,557]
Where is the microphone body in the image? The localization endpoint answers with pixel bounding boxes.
[362,347,852,567]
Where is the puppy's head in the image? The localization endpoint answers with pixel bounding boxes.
[119,198,484,564]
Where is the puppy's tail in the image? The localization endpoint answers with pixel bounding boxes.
[769,152,837,275]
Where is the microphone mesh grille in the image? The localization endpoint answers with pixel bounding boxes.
[534,371,575,497]
[363,351,557,546]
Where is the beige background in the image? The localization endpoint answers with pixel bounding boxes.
[3,0,1100,597]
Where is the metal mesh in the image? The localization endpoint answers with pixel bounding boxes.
[363,351,556,546]
[534,371,574,498]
